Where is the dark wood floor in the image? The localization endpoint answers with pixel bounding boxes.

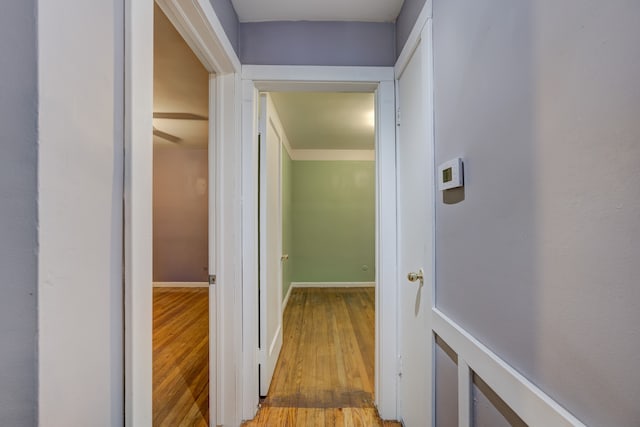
[243,287,401,427]
[153,287,209,427]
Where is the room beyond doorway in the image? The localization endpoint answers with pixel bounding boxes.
[151,4,211,425]
[256,91,377,397]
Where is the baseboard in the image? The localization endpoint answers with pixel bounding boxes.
[282,281,377,320]
[153,281,208,288]
[291,282,376,288]
[282,284,294,313]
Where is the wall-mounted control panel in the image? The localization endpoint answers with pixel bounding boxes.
[438,157,464,190]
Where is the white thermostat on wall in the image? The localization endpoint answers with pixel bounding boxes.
[438,158,464,190]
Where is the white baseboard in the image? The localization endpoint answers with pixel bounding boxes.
[282,283,294,313]
[153,281,208,288]
[291,281,376,288]
[282,281,376,313]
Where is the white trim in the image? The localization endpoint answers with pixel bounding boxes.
[291,149,375,161]
[243,65,394,83]
[155,0,240,73]
[458,358,472,427]
[269,325,283,356]
[291,282,376,288]
[395,0,433,78]
[124,0,154,424]
[241,67,398,421]
[241,79,260,418]
[282,284,294,313]
[375,80,398,420]
[208,73,219,427]
[152,282,208,288]
[432,309,586,427]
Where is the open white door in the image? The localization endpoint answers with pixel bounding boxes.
[258,94,284,396]
[396,21,435,426]
[208,74,218,426]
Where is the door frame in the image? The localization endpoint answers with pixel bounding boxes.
[240,66,399,420]
[124,0,241,425]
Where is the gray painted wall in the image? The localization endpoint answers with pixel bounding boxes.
[0,1,38,425]
[433,1,640,426]
[435,338,458,427]
[153,146,209,282]
[395,0,426,56]
[473,375,526,427]
[239,21,396,66]
[209,0,239,54]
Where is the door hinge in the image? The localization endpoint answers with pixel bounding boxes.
[396,109,401,127]
[209,274,217,286]
[397,355,403,378]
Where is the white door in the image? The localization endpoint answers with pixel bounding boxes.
[208,75,217,426]
[258,94,284,396]
[396,21,434,426]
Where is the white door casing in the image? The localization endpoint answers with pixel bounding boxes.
[258,94,284,396]
[241,67,398,420]
[395,21,435,426]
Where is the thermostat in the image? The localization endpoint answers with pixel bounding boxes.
[438,158,464,190]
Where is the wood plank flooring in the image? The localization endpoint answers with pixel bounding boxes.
[153,287,209,427]
[243,287,401,427]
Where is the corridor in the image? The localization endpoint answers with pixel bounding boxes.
[243,287,400,426]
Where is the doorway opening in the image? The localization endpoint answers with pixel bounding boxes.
[152,4,210,425]
[251,90,389,423]
[240,72,398,421]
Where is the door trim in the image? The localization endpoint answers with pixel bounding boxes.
[240,66,398,420]
[124,0,241,425]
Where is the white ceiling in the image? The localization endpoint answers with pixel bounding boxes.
[232,0,404,23]
[269,92,375,151]
[154,4,209,148]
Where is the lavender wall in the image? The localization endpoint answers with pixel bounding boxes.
[239,21,396,66]
[0,0,38,425]
[153,145,209,282]
[395,0,426,56]
[434,0,640,425]
[209,0,239,54]
[435,338,457,427]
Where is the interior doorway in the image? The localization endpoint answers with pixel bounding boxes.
[152,4,210,425]
[256,91,378,411]
[239,70,398,422]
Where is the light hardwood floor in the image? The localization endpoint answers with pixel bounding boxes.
[153,287,209,427]
[243,287,401,427]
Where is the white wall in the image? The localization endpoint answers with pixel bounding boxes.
[38,0,125,425]
[0,1,38,425]
[433,1,640,426]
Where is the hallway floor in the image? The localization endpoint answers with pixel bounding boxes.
[243,287,401,426]
[153,287,209,427]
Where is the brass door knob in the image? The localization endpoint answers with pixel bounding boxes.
[407,268,424,283]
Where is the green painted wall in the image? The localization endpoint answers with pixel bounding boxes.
[291,160,375,283]
[281,149,294,299]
